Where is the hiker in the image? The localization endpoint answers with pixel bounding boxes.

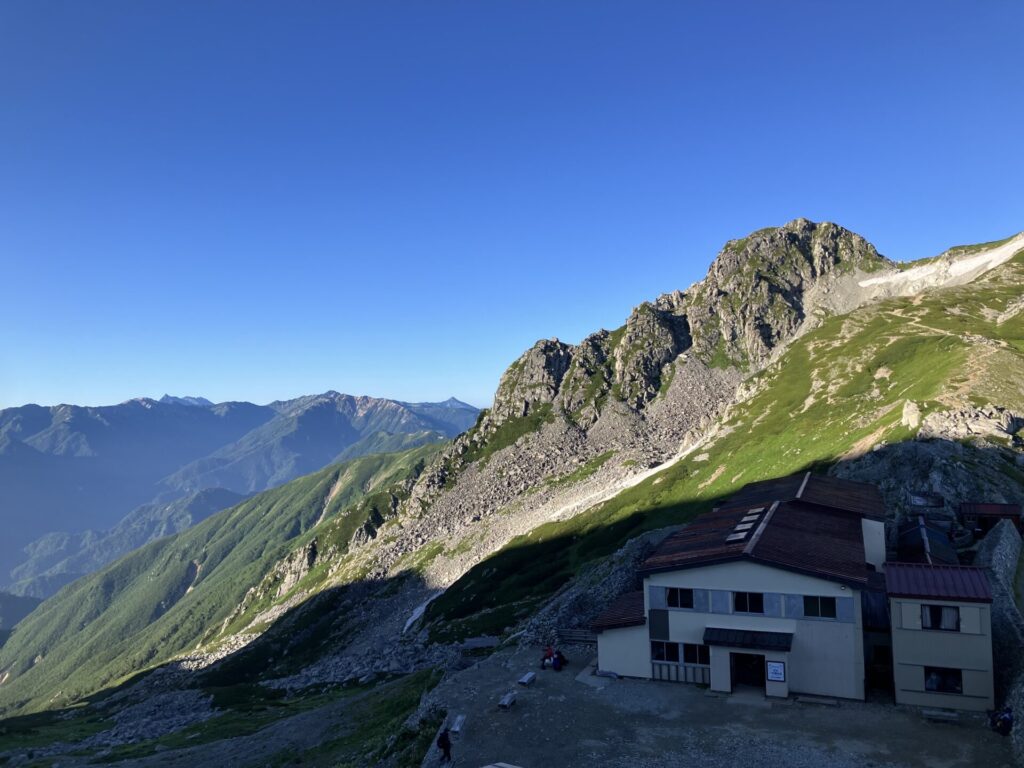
[540,645,554,669]
[990,706,1014,736]
[437,727,452,762]
[552,650,563,671]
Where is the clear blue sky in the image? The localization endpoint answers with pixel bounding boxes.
[2,2,1022,409]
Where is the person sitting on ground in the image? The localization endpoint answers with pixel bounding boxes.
[552,650,563,671]
[540,645,554,669]
[437,727,452,763]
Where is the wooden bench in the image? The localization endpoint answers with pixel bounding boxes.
[518,671,536,686]
[498,691,516,710]
[449,714,466,736]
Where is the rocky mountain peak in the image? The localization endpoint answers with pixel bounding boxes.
[475,219,890,436]
[488,339,573,424]
[685,219,892,367]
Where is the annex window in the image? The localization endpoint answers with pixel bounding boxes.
[803,595,838,619]
[921,604,960,632]
[734,591,764,614]
[651,641,680,663]
[682,643,710,665]
[667,588,694,609]
[924,666,963,694]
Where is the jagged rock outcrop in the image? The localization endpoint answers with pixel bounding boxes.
[685,218,891,367]
[919,405,1023,444]
[487,339,573,424]
[468,219,889,446]
[610,301,691,408]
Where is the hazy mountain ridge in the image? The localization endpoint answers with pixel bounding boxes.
[2,222,1022,765]
[0,394,478,597]
[8,489,248,599]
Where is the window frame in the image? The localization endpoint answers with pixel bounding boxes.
[734,591,765,614]
[650,640,680,664]
[682,643,711,665]
[921,604,960,632]
[803,595,838,619]
[666,587,695,609]
[924,666,963,695]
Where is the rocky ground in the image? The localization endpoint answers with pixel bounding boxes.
[418,645,1013,768]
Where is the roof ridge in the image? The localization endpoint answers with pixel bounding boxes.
[743,500,779,555]
[796,471,811,499]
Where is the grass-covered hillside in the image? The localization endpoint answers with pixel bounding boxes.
[0,444,441,715]
[426,242,1024,634]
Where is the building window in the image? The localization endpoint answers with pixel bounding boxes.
[734,592,764,614]
[803,595,838,619]
[682,643,710,665]
[924,666,963,694]
[921,604,960,631]
[667,588,694,609]
[651,641,680,663]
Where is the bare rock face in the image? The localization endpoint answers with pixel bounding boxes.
[686,218,890,367]
[488,339,573,424]
[919,405,1024,443]
[556,331,615,424]
[611,302,691,408]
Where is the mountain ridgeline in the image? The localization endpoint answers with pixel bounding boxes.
[1,220,1022,765]
[0,393,478,597]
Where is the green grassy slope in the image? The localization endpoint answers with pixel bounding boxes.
[0,444,441,715]
[427,246,1024,633]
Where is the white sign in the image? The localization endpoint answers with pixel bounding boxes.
[766,661,786,682]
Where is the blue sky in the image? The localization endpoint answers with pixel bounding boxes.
[2,2,1022,409]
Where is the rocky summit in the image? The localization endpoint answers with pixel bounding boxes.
[1,221,1023,768]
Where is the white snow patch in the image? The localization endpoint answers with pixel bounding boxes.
[859,233,1024,291]
[403,590,443,634]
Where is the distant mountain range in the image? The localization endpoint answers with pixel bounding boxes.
[0,393,478,597]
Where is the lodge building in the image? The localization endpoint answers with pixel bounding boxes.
[592,472,995,711]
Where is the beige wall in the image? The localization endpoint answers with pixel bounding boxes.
[596,624,652,679]
[890,597,994,711]
[647,561,851,596]
[600,561,866,700]
[862,519,886,572]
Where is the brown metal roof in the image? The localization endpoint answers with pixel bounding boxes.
[591,591,646,631]
[885,562,992,603]
[639,498,873,588]
[724,471,886,520]
[703,627,793,652]
[959,502,1022,518]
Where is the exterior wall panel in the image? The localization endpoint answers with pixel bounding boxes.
[890,597,994,711]
[597,624,652,679]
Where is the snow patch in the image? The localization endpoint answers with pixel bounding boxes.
[859,233,1024,291]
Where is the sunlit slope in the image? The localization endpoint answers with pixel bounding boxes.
[427,246,1024,631]
[0,444,440,714]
